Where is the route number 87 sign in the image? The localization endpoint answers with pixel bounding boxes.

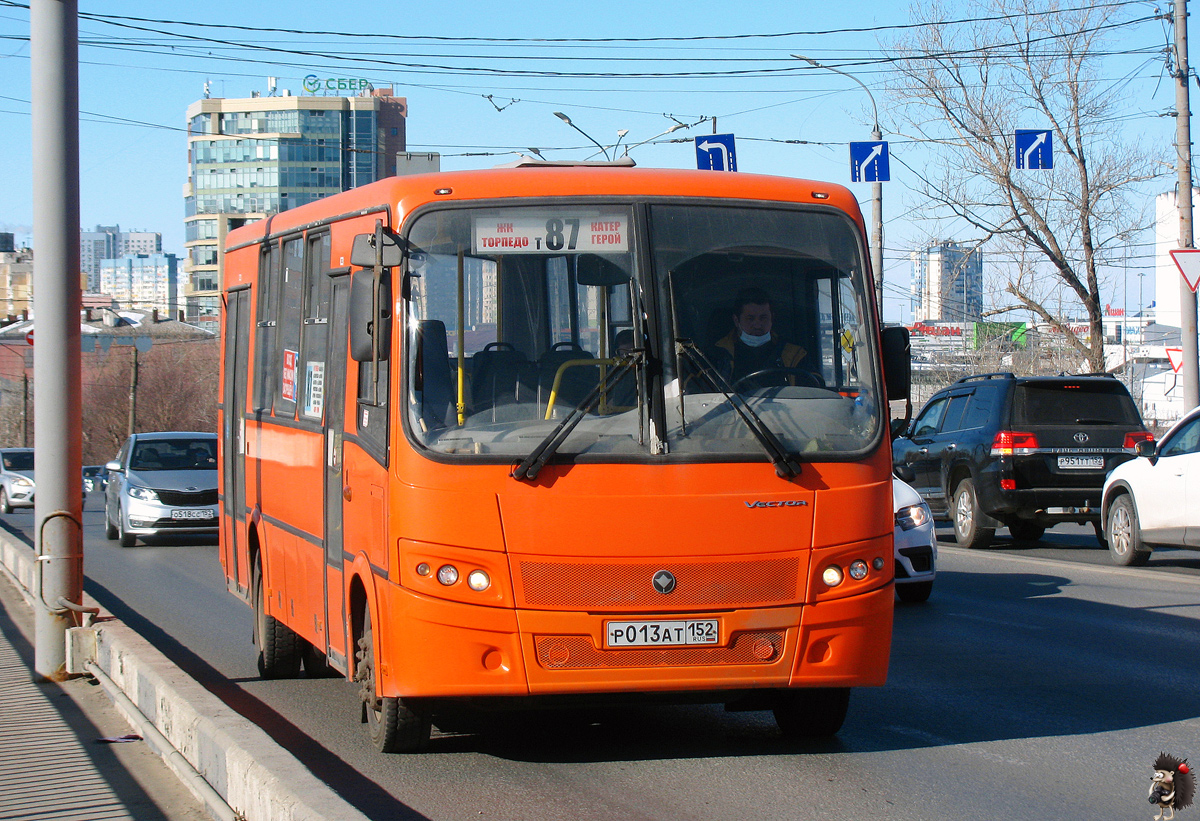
[473,212,628,255]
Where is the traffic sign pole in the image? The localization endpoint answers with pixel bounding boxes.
[1175,0,1200,412]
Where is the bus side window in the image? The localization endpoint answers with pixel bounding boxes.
[275,236,305,418]
[253,243,280,412]
[300,233,331,421]
[356,298,390,463]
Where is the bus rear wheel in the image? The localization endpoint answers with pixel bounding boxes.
[773,687,850,738]
[254,562,302,679]
[356,605,430,753]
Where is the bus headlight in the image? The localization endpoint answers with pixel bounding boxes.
[822,565,844,587]
[467,570,491,591]
[848,560,869,580]
[437,564,459,586]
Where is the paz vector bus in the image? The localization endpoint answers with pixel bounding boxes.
[218,160,911,752]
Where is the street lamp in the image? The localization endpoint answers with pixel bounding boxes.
[553,112,610,161]
[793,54,885,318]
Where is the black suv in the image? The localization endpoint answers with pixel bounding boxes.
[892,373,1150,548]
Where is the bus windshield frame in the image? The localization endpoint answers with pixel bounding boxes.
[401,197,883,465]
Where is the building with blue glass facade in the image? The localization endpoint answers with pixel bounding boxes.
[183,88,407,327]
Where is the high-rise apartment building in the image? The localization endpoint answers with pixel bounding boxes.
[100,253,181,317]
[183,86,408,328]
[910,241,984,323]
[80,225,162,292]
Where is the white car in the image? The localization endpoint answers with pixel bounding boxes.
[894,475,937,603]
[1101,405,1200,566]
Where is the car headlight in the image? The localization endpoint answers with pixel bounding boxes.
[12,477,32,488]
[127,485,160,503]
[896,503,931,531]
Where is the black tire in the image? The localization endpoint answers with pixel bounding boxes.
[896,581,933,604]
[254,562,302,679]
[1106,493,1151,567]
[0,488,11,515]
[952,478,995,549]
[356,605,430,753]
[773,687,851,738]
[117,507,136,548]
[1092,520,1108,548]
[104,506,118,540]
[1007,521,1045,543]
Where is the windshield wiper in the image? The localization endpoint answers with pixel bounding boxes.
[675,339,802,479]
[512,353,641,482]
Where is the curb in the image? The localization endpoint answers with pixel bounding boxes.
[0,534,371,821]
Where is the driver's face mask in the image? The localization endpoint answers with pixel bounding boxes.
[740,331,772,347]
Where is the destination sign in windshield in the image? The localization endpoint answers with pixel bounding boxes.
[473,212,628,255]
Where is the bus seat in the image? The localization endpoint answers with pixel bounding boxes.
[414,319,453,429]
[471,342,533,418]
[538,343,598,411]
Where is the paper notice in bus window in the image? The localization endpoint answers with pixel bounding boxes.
[473,213,628,255]
[281,349,298,402]
[303,361,325,418]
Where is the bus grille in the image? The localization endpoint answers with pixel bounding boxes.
[516,557,801,609]
[534,631,784,669]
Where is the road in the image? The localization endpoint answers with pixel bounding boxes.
[5,494,1200,820]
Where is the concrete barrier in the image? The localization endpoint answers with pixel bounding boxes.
[0,534,371,821]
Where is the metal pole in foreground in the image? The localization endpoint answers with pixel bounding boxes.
[1175,0,1200,412]
[31,0,83,681]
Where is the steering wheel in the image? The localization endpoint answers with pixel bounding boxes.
[732,367,824,391]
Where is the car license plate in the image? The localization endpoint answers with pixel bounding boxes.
[605,619,719,648]
[171,508,213,520]
[1057,455,1104,470]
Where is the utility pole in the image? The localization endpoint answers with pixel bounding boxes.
[128,346,138,437]
[31,0,84,681]
[1174,0,1200,411]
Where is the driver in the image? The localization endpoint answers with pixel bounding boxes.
[711,287,812,387]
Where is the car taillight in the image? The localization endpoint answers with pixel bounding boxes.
[1123,431,1153,449]
[991,430,1039,456]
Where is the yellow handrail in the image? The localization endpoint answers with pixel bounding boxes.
[544,358,620,420]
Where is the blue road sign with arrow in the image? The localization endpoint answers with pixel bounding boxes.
[849,141,889,182]
[1015,129,1053,169]
[695,134,737,171]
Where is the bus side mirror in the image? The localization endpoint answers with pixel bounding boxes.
[880,326,911,402]
[349,270,392,362]
[351,229,404,268]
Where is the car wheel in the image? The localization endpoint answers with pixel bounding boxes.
[254,561,302,679]
[896,581,933,604]
[0,488,11,515]
[1008,521,1045,542]
[953,478,995,549]
[104,505,118,540]
[356,603,430,752]
[773,687,851,738]
[117,507,136,548]
[1106,493,1151,567]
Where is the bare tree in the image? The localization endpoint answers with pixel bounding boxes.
[886,0,1163,372]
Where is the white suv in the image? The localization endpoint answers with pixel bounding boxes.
[1101,405,1200,566]
[894,475,937,603]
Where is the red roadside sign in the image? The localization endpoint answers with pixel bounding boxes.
[24,330,32,347]
[1167,347,1185,373]
[1169,249,1200,292]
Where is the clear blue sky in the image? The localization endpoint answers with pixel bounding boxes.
[0,0,1176,322]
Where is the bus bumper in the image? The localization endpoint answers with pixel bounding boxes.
[379,582,893,698]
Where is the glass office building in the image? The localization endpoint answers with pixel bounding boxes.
[183,89,407,328]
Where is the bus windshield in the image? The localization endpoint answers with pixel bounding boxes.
[404,201,881,461]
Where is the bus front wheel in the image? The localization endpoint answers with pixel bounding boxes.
[773,687,851,738]
[356,605,431,753]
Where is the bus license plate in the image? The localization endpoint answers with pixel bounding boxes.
[605,620,719,648]
[1057,455,1104,470]
[171,508,213,520]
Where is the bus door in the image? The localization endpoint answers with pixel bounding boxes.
[222,287,251,594]
[322,276,351,668]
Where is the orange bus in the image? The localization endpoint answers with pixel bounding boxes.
[219,161,910,752]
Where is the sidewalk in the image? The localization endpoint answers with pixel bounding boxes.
[0,571,207,821]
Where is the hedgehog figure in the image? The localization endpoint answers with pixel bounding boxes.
[1150,753,1195,820]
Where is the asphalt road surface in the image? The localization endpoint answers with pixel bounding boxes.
[5,494,1199,821]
